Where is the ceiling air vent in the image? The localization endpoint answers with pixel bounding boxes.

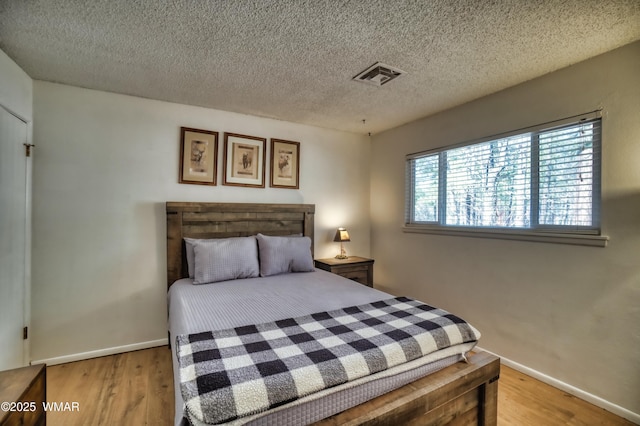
[353,62,405,86]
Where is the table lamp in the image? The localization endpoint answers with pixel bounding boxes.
[333,227,350,259]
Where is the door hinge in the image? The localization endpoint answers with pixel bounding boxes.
[24,143,34,157]
[23,326,28,340]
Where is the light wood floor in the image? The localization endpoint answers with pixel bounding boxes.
[46,346,174,425]
[45,346,635,425]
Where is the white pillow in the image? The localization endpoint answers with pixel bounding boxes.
[192,236,260,284]
[256,233,314,277]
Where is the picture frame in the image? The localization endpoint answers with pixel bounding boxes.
[179,127,218,186]
[270,138,300,189]
[223,132,266,188]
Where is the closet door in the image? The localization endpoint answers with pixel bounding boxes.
[0,106,28,370]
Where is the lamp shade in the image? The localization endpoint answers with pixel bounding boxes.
[333,228,350,242]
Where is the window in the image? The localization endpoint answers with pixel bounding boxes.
[406,114,602,241]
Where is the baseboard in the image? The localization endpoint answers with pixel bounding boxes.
[31,338,168,366]
[477,346,640,424]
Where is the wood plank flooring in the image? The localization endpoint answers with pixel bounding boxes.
[45,346,173,425]
[498,365,635,426]
[44,346,635,425]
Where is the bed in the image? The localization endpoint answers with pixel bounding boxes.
[166,202,500,425]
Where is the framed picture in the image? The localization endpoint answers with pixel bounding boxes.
[270,139,300,189]
[223,132,266,188]
[179,127,218,185]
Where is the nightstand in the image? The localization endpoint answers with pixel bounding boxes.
[314,256,374,287]
[0,364,46,426]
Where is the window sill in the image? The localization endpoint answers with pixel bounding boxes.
[402,225,609,247]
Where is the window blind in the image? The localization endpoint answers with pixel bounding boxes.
[406,113,601,234]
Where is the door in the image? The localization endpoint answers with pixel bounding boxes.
[0,106,29,370]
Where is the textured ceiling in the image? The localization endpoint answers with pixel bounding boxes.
[1,1,639,134]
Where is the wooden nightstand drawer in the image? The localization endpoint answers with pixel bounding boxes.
[314,257,374,287]
[340,268,368,282]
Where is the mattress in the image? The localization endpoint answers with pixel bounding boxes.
[168,269,477,425]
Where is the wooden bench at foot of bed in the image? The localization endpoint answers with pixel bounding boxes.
[315,351,500,426]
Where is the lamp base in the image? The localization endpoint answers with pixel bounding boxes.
[335,241,348,259]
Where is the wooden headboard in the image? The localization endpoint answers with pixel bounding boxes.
[166,202,315,288]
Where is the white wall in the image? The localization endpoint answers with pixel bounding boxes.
[31,82,370,362]
[370,41,640,417]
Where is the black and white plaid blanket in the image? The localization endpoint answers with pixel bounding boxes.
[176,296,480,425]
